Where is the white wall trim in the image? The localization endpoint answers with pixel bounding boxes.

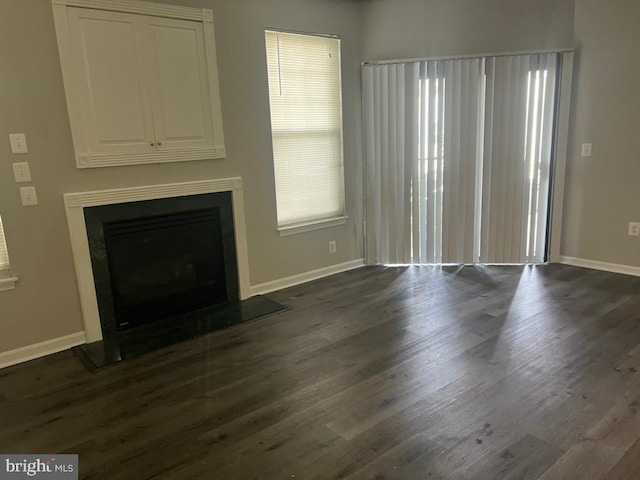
[558,256,640,277]
[64,178,252,343]
[278,216,349,237]
[76,148,225,169]
[0,332,86,370]
[0,276,18,292]
[250,259,365,296]
[51,0,212,22]
[548,53,575,263]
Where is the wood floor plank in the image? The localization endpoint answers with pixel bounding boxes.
[602,436,640,479]
[538,393,640,480]
[346,434,445,479]
[468,434,564,480]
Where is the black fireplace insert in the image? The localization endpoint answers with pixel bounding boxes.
[85,192,239,340]
[103,207,228,329]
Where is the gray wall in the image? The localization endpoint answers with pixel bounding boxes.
[360,0,575,61]
[0,0,363,353]
[3,0,639,357]
[561,0,640,267]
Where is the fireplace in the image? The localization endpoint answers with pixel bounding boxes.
[103,208,229,330]
[84,192,239,341]
[64,179,286,368]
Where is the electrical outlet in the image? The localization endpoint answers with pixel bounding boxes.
[629,222,640,237]
[329,240,337,254]
[581,143,592,157]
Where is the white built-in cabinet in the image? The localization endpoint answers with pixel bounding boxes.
[52,0,225,168]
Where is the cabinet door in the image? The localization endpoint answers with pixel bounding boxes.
[67,8,155,155]
[144,17,215,151]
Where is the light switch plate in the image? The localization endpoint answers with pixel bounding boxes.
[19,186,38,206]
[581,143,592,157]
[9,133,28,154]
[13,162,32,183]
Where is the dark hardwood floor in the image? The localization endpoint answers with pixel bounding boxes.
[1,264,640,479]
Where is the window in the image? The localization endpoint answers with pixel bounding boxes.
[265,30,346,233]
[0,214,16,291]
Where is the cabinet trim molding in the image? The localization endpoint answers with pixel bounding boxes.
[76,147,226,168]
[52,0,213,22]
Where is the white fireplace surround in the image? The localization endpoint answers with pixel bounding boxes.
[64,177,251,343]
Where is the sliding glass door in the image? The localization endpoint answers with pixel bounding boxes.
[479,54,558,264]
[362,52,572,265]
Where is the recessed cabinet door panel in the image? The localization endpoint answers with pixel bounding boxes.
[68,8,155,154]
[146,18,214,151]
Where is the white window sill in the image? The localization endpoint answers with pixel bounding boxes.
[0,276,18,292]
[278,216,348,236]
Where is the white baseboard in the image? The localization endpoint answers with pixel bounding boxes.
[0,332,87,370]
[0,261,367,368]
[250,259,365,296]
[558,256,640,278]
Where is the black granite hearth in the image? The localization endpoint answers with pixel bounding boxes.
[74,295,287,369]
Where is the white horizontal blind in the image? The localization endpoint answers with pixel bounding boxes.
[0,215,11,277]
[265,30,345,227]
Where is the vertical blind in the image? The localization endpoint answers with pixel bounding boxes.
[0,215,11,277]
[363,52,569,265]
[362,63,415,264]
[480,54,558,263]
[362,59,485,265]
[265,30,345,227]
[439,58,485,264]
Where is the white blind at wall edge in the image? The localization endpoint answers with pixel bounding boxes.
[265,30,345,226]
[0,215,11,276]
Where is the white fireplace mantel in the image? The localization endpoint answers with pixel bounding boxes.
[64,178,251,343]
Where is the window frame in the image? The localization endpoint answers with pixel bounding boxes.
[265,29,348,236]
